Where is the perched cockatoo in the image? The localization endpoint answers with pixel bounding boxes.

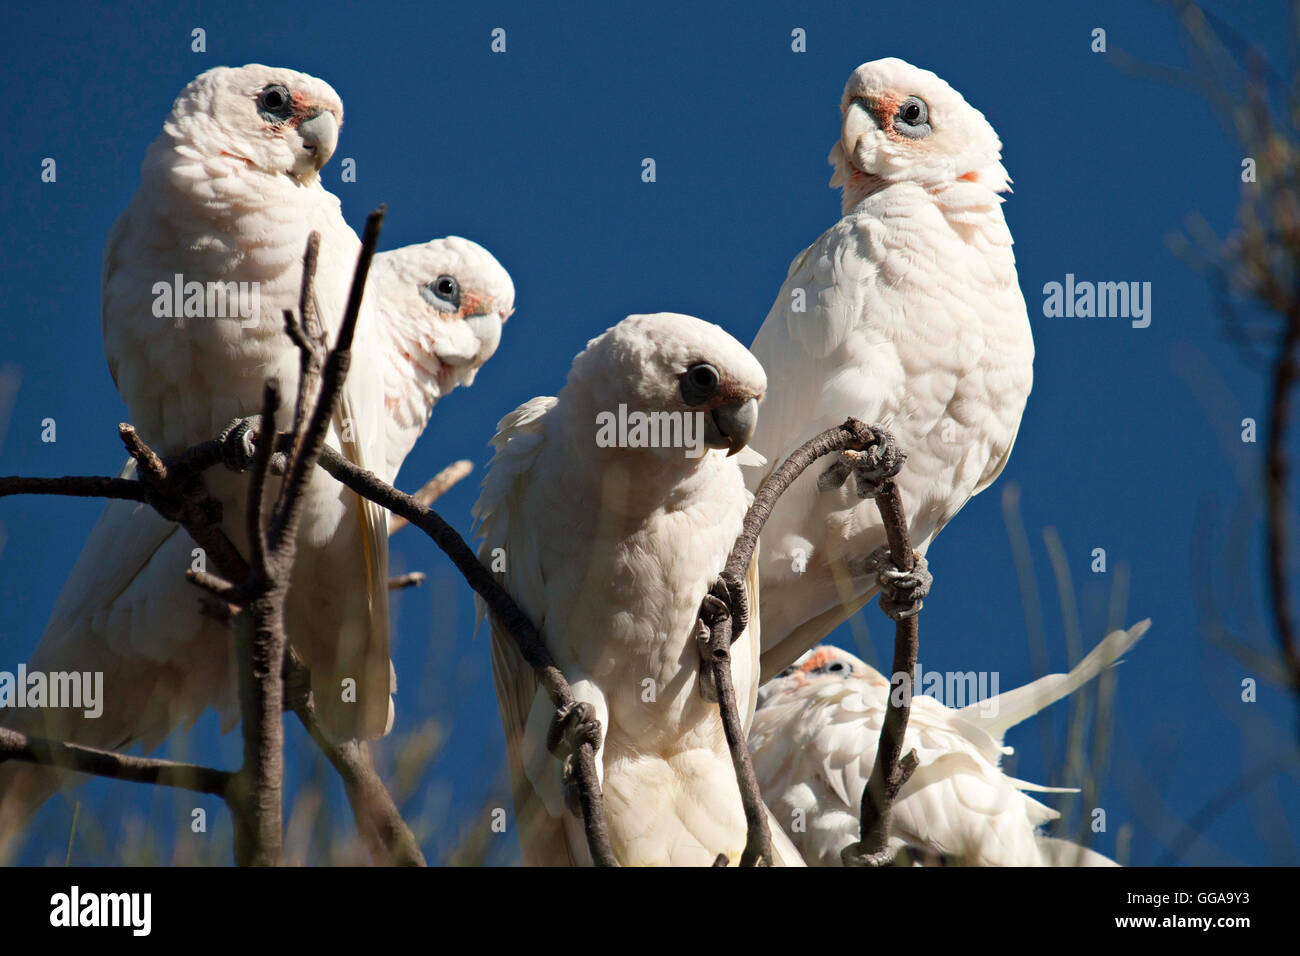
[749,58,1034,679]
[0,235,513,856]
[0,64,515,856]
[99,63,390,740]
[750,621,1149,866]
[475,312,801,866]
[366,237,516,479]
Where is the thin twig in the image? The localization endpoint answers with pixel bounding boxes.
[284,649,425,865]
[0,211,424,867]
[387,572,426,591]
[0,728,232,797]
[0,476,147,502]
[306,442,618,866]
[388,460,474,533]
[843,476,921,866]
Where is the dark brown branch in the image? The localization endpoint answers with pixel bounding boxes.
[270,208,384,554]
[284,649,425,865]
[697,417,880,866]
[694,591,768,867]
[843,479,921,867]
[306,442,618,866]
[388,460,474,533]
[0,728,231,797]
[0,475,147,502]
[118,423,253,583]
[288,231,323,439]
[245,383,279,581]
[224,214,389,865]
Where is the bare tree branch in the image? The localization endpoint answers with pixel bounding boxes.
[0,728,232,797]
[387,571,426,591]
[0,207,427,868]
[303,442,619,865]
[694,417,886,866]
[0,475,147,502]
[842,478,922,866]
[283,649,425,865]
[388,460,473,533]
[1126,0,1300,734]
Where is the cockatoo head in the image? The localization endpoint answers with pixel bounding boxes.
[373,236,516,397]
[568,312,767,458]
[757,644,881,709]
[830,58,1010,204]
[160,64,344,184]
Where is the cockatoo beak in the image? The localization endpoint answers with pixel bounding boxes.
[466,311,503,361]
[704,396,758,456]
[438,312,503,369]
[841,99,874,161]
[294,110,339,178]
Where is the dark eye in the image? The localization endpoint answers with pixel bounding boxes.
[689,363,719,390]
[893,95,931,139]
[680,362,720,405]
[435,276,460,302]
[825,661,850,674]
[257,85,292,118]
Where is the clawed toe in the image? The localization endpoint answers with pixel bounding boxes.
[218,416,264,472]
[816,430,905,499]
[547,701,603,817]
[846,546,930,621]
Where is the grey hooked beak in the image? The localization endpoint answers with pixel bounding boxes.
[295,110,339,174]
[439,312,503,368]
[703,397,758,456]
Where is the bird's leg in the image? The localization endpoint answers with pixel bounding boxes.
[218,416,287,475]
[846,547,931,620]
[546,701,603,818]
[694,578,741,702]
[816,428,905,499]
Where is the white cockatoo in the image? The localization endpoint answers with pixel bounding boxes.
[750,621,1149,866]
[100,63,389,740]
[475,312,801,866]
[749,58,1035,679]
[0,64,515,855]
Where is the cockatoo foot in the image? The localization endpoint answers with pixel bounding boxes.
[694,576,747,702]
[846,547,930,620]
[218,416,287,475]
[815,429,905,499]
[547,701,603,817]
[840,843,903,867]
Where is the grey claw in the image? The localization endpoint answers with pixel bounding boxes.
[841,843,903,867]
[817,430,906,499]
[847,547,931,621]
[694,618,720,703]
[848,432,905,499]
[547,702,603,819]
[218,416,265,472]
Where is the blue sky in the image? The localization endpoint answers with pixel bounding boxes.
[1,0,1296,865]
